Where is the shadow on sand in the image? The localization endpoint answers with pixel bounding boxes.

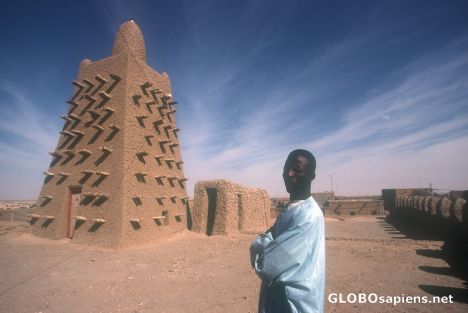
[380,216,468,303]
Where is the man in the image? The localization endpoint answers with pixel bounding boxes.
[250,149,325,313]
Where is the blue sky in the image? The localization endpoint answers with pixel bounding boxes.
[1,0,467,199]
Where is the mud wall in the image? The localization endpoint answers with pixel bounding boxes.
[29,21,188,249]
[382,189,468,241]
[191,179,270,235]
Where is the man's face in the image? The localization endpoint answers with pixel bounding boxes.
[283,155,311,193]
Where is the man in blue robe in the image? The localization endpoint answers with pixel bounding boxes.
[250,149,325,313]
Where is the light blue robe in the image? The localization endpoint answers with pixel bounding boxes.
[250,196,325,313]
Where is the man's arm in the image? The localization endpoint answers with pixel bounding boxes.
[250,231,273,268]
[254,211,324,286]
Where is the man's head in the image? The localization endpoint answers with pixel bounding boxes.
[283,149,316,197]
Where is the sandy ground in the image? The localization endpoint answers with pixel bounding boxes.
[0,215,467,313]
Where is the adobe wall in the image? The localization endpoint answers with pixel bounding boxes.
[118,55,187,248]
[191,179,270,235]
[382,189,468,241]
[30,21,188,248]
[31,55,127,248]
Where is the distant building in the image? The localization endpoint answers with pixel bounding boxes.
[324,199,384,216]
[312,192,335,207]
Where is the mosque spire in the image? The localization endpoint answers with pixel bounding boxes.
[112,20,146,62]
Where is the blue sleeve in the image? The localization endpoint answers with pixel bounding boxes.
[250,232,273,268]
[254,209,324,286]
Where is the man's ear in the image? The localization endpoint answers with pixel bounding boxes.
[310,173,316,181]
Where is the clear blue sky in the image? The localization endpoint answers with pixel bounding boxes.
[1,0,467,199]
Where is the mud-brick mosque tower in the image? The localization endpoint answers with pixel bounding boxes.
[30,20,188,248]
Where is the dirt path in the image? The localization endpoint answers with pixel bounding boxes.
[0,217,466,313]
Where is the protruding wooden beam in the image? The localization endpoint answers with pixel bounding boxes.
[83,192,98,197]
[76,149,92,166]
[96,91,111,109]
[71,80,85,100]
[79,95,96,116]
[140,82,152,96]
[150,89,161,103]
[136,114,148,127]
[95,147,112,166]
[60,130,74,137]
[69,114,80,121]
[83,79,95,93]
[79,149,91,155]
[91,75,108,95]
[137,172,147,182]
[91,172,109,188]
[146,100,157,113]
[144,135,154,146]
[165,158,175,165]
[66,99,80,113]
[98,193,109,199]
[132,196,142,206]
[43,215,56,220]
[153,120,164,133]
[79,170,94,184]
[74,216,87,221]
[49,152,62,158]
[60,115,73,123]
[92,218,106,224]
[106,74,121,94]
[92,124,104,132]
[67,130,85,149]
[40,195,53,207]
[60,151,75,165]
[100,147,112,153]
[104,124,120,141]
[82,192,94,197]
[132,95,141,106]
[85,111,101,127]
[90,125,104,144]
[98,107,115,125]
[136,151,148,163]
[70,129,85,136]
